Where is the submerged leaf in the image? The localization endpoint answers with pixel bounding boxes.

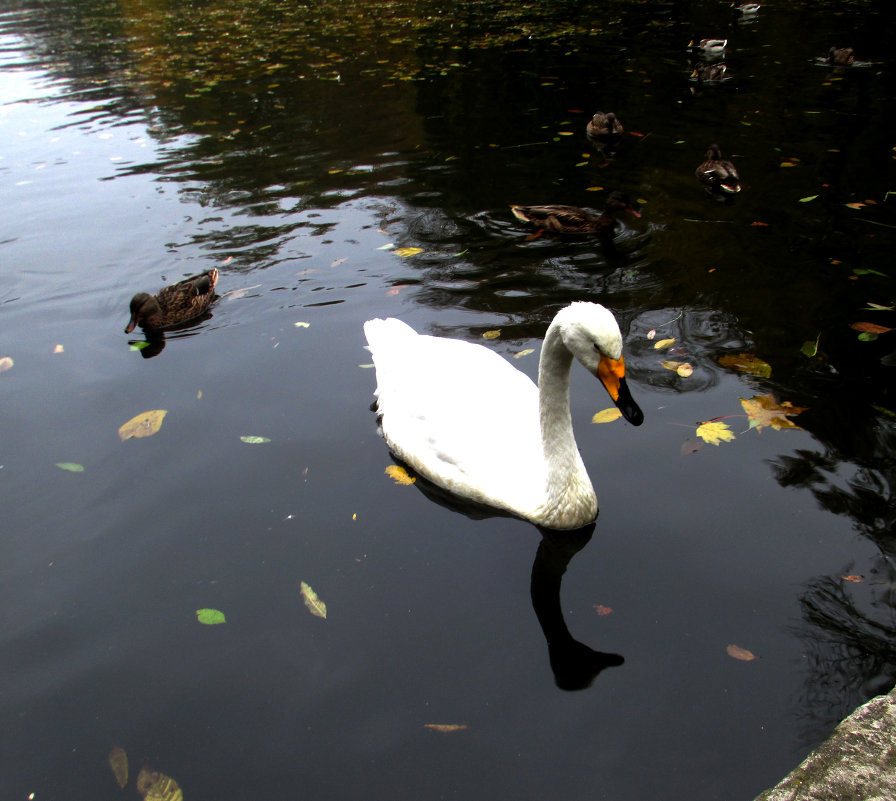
[718,353,772,378]
[741,394,807,432]
[108,746,128,789]
[424,723,467,732]
[55,462,85,472]
[592,408,623,424]
[696,420,736,446]
[385,465,416,485]
[136,766,183,801]
[726,644,757,661]
[118,410,167,440]
[300,581,327,619]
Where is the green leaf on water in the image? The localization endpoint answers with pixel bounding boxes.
[799,195,818,203]
[196,608,226,625]
[55,462,85,472]
[129,341,150,351]
[300,581,327,619]
[801,333,821,358]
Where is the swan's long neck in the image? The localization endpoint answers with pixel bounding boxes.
[536,323,598,528]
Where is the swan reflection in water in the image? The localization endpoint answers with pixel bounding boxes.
[409,476,625,691]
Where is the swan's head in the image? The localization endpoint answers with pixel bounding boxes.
[556,302,644,427]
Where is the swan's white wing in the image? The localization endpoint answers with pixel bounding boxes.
[364,318,545,516]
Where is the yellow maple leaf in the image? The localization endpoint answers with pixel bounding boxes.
[740,393,807,432]
[696,420,736,446]
[385,465,416,485]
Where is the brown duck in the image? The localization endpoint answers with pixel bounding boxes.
[695,145,741,195]
[826,47,854,66]
[511,191,641,236]
[125,268,218,333]
[586,112,624,139]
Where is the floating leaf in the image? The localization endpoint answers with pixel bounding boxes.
[593,605,613,616]
[394,247,423,257]
[801,333,821,358]
[129,341,150,351]
[513,348,535,359]
[696,420,736,446]
[482,330,501,340]
[842,575,863,583]
[718,353,772,378]
[798,195,818,203]
[0,356,13,373]
[55,462,84,472]
[853,268,888,277]
[118,410,167,441]
[376,243,395,251]
[108,746,128,789]
[779,161,797,168]
[385,465,416,485]
[424,723,467,733]
[294,321,310,328]
[240,435,271,444]
[196,608,226,625]
[726,644,757,662]
[592,408,623,424]
[662,360,693,377]
[300,581,327,619]
[845,202,865,210]
[53,344,64,354]
[741,393,807,432]
[585,186,604,192]
[851,321,893,335]
[653,338,675,350]
[136,766,183,801]
[646,329,656,340]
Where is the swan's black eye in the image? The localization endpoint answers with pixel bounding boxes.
[593,343,600,351]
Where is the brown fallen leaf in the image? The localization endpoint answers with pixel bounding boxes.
[851,321,893,334]
[741,394,807,432]
[842,575,863,583]
[425,723,468,733]
[726,644,757,661]
[718,353,772,378]
[593,605,613,616]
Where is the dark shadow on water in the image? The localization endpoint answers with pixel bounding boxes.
[125,310,216,358]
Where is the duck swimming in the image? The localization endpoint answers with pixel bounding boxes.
[688,39,727,58]
[586,112,624,139]
[826,47,854,66]
[695,144,741,195]
[731,2,760,15]
[510,192,641,237]
[364,302,644,529]
[125,268,218,333]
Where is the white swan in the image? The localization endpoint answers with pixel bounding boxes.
[363,302,644,530]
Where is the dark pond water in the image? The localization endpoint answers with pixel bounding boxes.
[2,0,896,798]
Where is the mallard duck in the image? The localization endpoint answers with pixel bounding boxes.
[586,112,624,139]
[688,39,727,58]
[695,144,741,194]
[125,268,219,333]
[826,47,854,66]
[731,2,760,15]
[511,192,641,236]
[690,62,727,82]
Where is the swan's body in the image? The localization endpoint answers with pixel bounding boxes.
[364,302,643,530]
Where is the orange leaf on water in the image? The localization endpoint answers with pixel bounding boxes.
[851,321,893,334]
[727,644,757,662]
[741,394,807,432]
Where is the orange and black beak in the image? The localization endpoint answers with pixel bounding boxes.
[597,355,644,426]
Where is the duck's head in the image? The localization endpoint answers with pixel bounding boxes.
[604,191,642,218]
[125,292,159,333]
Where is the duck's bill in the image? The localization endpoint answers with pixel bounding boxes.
[597,355,645,426]
[124,317,138,334]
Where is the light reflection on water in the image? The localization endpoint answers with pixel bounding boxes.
[1,2,895,800]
